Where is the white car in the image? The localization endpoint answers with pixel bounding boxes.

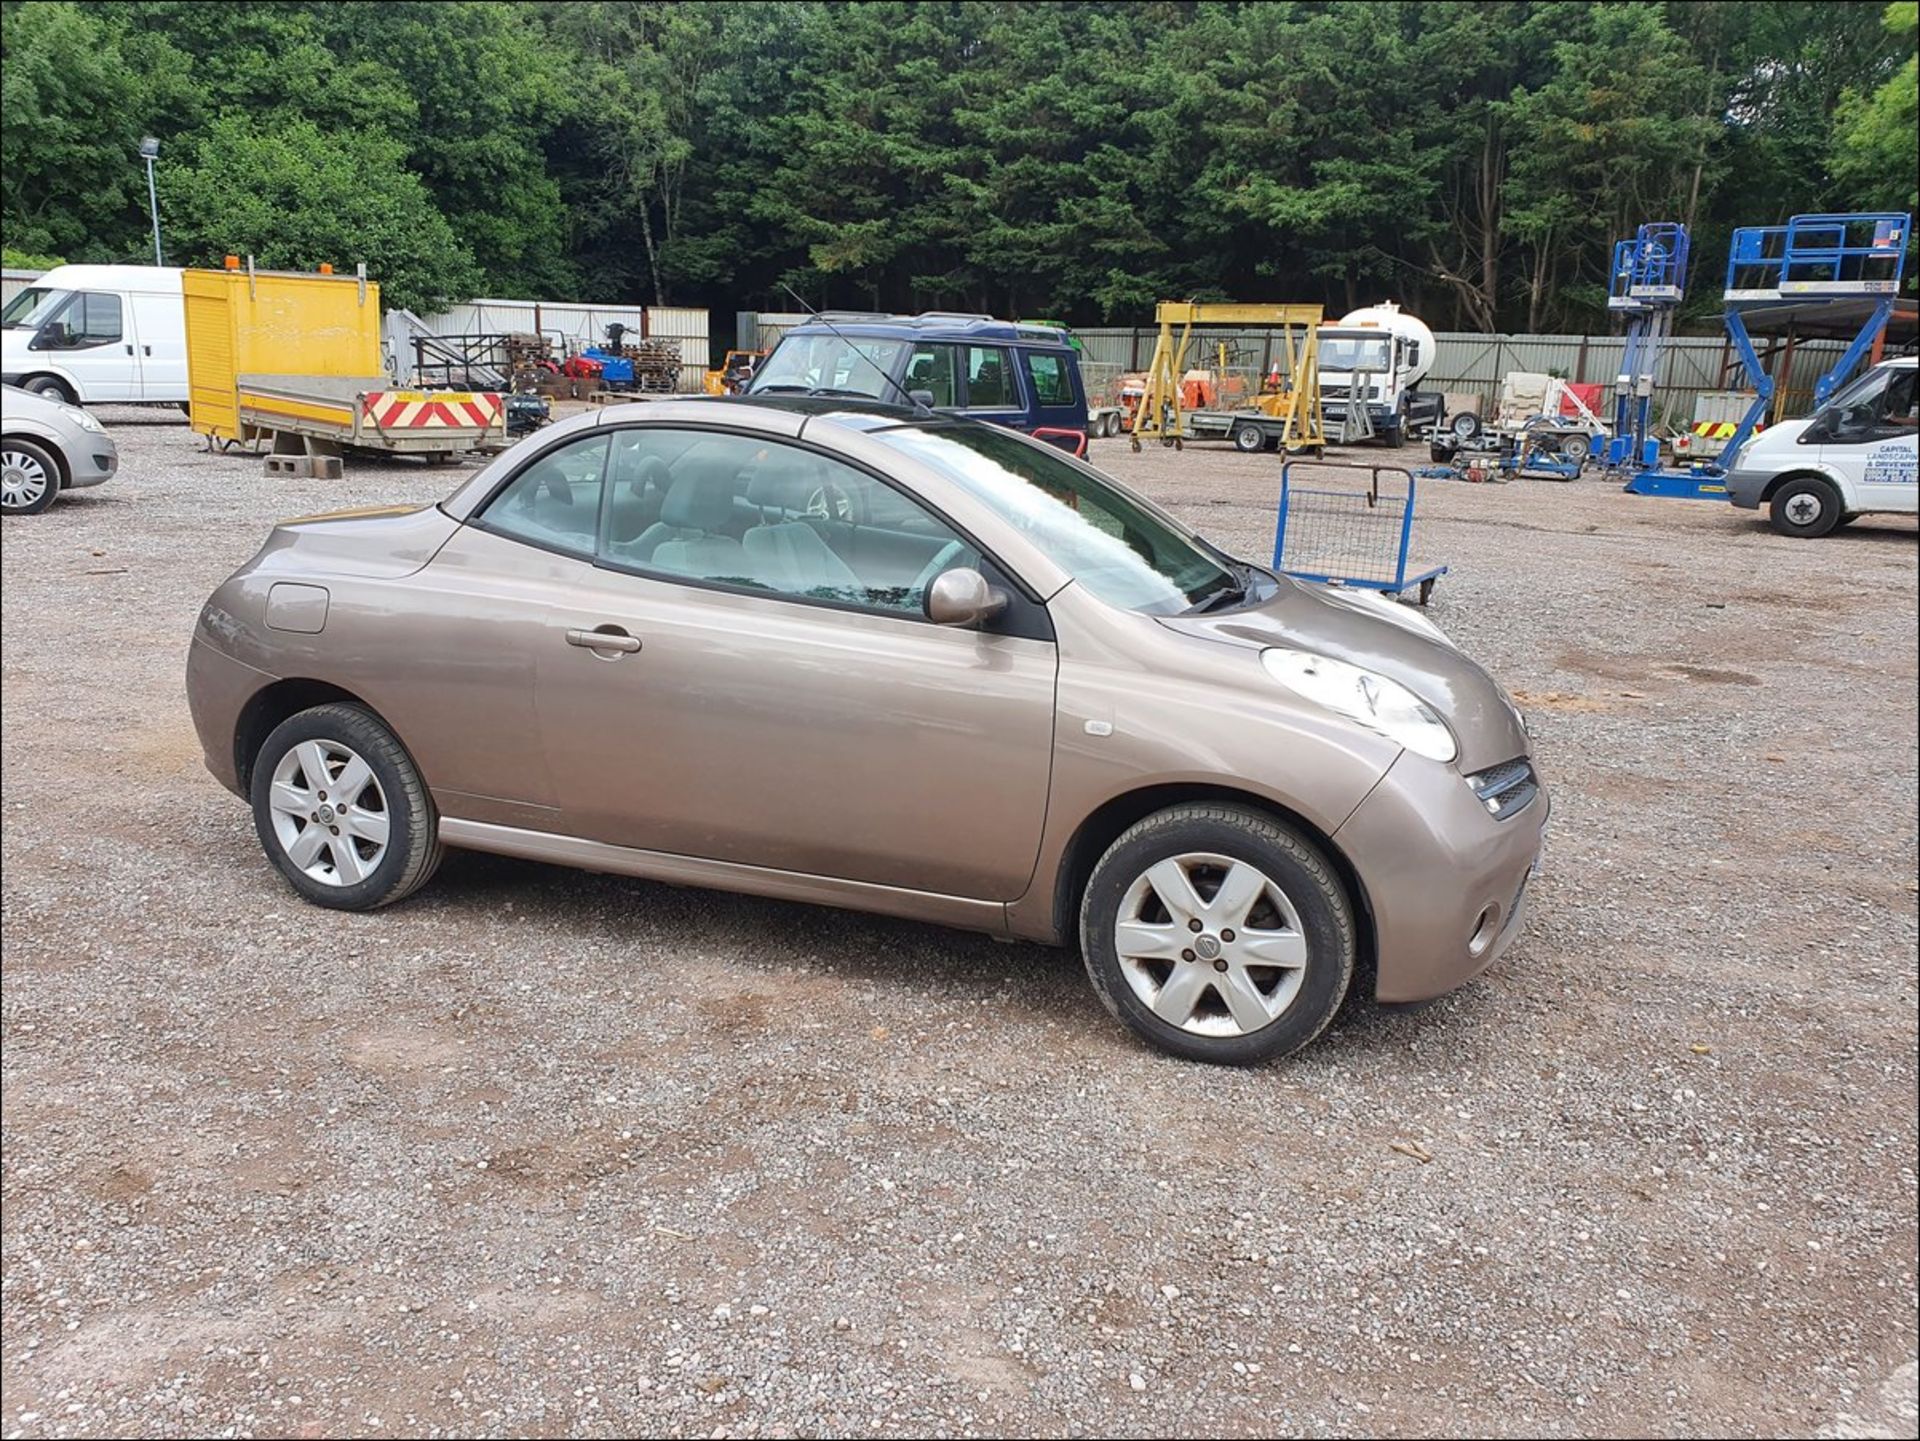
[1726,356,1919,537]
[1,383,119,514]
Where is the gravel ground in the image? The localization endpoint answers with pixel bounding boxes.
[3,408,1916,1440]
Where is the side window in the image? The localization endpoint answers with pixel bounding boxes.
[904,344,960,407]
[49,292,122,349]
[598,429,978,617]
[1823,368,1916,444]
[477,432,611,558]
[1025,351,1075,406]
[965,346,1014,408]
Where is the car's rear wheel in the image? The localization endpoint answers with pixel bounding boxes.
[1079,804,1354,1065]
[1,438,62,515]
[250,703,442,910]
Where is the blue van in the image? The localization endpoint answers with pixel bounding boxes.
[747,312,1090,444]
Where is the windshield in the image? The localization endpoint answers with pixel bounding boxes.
[0,287,70,330]
[872,424,1235,614]
[1820,364,1894,416]
[1318,335,1391,372]
[751,334,911,399]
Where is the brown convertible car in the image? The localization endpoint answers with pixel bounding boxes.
[187,397,1547,1065]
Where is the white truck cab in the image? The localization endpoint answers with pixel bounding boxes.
[0,264,188,406]
[1316,304,1442,445]
[1725,357,1918,537]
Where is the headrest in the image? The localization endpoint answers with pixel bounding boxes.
[660,458,737,530]
[745,456,824,512]
[617,452,670,494]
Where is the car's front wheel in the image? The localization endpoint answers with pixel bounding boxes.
[1768,475,1844,538]
[1079,804,1354,1065]
[1,438,62,515]
[250,703,442,910]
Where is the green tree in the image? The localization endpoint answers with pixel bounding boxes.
[1832,1,1920,210]
[155,115,482,313]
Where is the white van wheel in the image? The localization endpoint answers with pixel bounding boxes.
[1769,476,1842,539]
[22,376,77,406]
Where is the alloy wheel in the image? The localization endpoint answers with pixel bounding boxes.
[266,739,390,886]
[1113,851,1309,1036]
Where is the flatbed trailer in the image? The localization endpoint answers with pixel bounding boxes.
[1184,408,1326,453]
[230,374,505,457]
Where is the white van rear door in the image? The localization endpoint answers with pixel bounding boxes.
[128,289,189,402]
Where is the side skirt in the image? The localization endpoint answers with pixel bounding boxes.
[439,817,1010,936]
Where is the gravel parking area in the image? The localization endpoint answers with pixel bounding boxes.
[3,408,1916,1439]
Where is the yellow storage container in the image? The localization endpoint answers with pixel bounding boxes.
[184,264,382,442]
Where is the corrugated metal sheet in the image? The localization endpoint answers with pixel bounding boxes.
[2,267,46,306]
[1073,324,1862,428]
[420,299,709,390]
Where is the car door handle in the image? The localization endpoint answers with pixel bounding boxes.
[126,343,135,355]
[566,627,641,654]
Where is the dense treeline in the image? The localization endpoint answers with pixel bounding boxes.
[2,0,1914,326]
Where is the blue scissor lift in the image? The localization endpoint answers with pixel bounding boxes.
[1624,212,1911,499]
[1602,221,1690,480]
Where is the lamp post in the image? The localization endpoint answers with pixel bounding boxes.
[138,136,163,266]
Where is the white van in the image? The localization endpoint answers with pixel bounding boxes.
[0,264,188,406]
[1726,356,1919,537]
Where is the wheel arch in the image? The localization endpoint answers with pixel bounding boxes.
[1,429,70,487]
[233,678,397,795]
[1759,467,1841,505]
[1046,782,1377,984]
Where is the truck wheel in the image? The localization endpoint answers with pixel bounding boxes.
[1451,410,1482,442]
[1232,423,1264,453]
[22,376,77,406]
[1768,476,1843,538]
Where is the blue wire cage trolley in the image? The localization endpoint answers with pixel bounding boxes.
[1272,462,1448,606]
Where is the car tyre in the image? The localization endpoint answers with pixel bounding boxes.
[21,376,77,406]
[1768,475,1843,538]
[250,703,442,910]
[1,438,63,515]
[1079,804,1354,1066]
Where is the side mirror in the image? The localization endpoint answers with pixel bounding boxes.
[909,388,935,407]
[924,567,1007,628]
[32,321,68,351]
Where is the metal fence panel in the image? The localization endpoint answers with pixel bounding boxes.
[421,298,708,389]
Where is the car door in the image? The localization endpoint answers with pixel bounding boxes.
[128,289,189,402]
[1826,365,1918,514]
[478,424,1059,902]
[35,291,138,401]
[961,343,1027,432]
[1022,347,1089,438]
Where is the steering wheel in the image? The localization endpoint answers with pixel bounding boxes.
[805,482,858,522]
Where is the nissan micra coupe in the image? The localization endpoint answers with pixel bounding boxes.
[188,397,1547,1065]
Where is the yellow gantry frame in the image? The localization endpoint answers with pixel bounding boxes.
[1129,301,1325,451]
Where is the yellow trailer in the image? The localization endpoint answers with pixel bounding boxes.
[1128,301,1325,455]
[184,260,504,461]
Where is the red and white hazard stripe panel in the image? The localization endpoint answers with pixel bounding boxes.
[361,392,503,430]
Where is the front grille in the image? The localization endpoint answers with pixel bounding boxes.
[1468,758,1538,820]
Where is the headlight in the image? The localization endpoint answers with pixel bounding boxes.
[60,405,104,434]
[1261,647,1457,762]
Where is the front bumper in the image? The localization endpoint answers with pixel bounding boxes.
[1723,467,1769,510]
[67,442,117,488]
[1335,752,1549,1004]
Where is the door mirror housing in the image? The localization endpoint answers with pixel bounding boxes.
[31,321,68,351]
[924,568,1007,628]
